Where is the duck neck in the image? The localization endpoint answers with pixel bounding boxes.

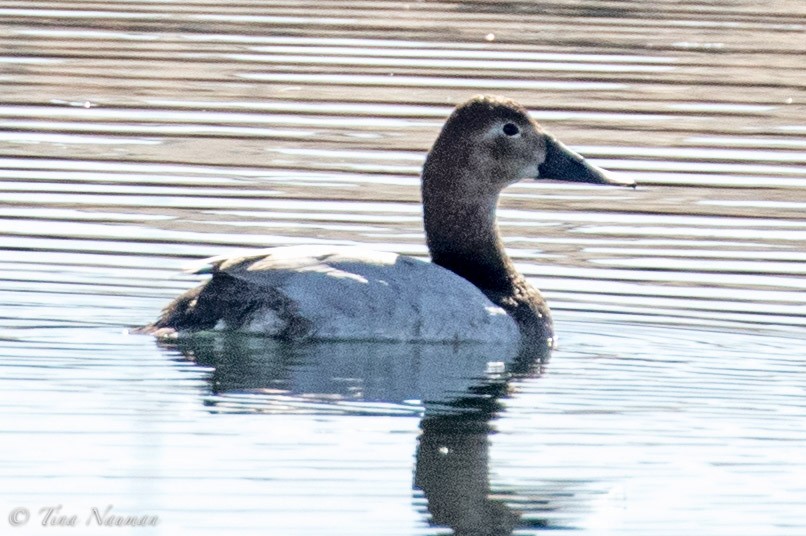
[423,190,521,295]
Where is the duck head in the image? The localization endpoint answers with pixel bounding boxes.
[422,95,635,199]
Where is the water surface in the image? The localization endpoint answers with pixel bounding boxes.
[1,1,805,534]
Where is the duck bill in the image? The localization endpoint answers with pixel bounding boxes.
[537,134,635,187]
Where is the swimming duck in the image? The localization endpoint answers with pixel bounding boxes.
[143,95,633,347]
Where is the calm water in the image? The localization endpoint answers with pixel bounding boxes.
[1,1,805,534]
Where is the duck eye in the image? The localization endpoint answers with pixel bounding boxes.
[502,123,520,137]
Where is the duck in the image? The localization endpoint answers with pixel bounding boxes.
[142,95,634,348]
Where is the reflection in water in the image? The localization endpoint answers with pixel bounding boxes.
[162,334,549,533]
[415,353,548,535]
[417,394,521,535]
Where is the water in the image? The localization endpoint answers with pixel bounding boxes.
[1,1,805,534]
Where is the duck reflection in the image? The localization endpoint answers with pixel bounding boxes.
[414,346,549,535]
[162,336,549,534]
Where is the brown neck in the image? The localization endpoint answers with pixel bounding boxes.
[423,190,521,296]
[421,159,553,345]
